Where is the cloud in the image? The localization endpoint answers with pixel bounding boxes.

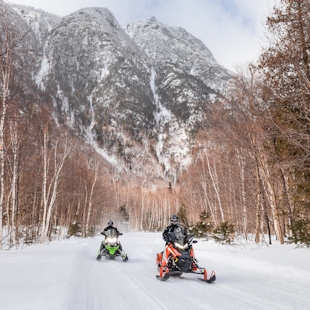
[6,0,280,72]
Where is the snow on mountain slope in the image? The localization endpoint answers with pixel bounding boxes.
[0,232,309,310]
[5,2,233,181]
[125,17,233,178]
[125,16,231,96]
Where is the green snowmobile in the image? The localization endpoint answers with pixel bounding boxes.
[96,228,128,262]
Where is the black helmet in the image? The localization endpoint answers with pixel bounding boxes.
[108,220,113,227]
[170,214,179,225]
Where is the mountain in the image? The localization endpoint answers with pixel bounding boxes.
[5,2,232,181]
[37,7,159,177]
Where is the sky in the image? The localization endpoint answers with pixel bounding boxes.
[0,232,309,309]
[5,0,280,72]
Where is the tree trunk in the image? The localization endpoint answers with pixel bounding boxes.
[40,131,71,243]
[257,151,284,244]
[205,154,224,222]
[85,164,98,236]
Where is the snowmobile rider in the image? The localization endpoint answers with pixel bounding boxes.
[102,219,121,235]
[162,214,198,268]
[96,220,128,261]
[163,214,190,243]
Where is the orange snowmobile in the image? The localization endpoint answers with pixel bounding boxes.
[156,231,216,283]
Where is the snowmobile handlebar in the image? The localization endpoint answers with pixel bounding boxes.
[100,231,123,236]
[167,232,197,244]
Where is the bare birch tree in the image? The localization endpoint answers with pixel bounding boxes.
[40,126,72,243]
[0,6,25,248]
[85,161,99,236]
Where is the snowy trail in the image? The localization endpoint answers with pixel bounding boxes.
[0,232,310,310]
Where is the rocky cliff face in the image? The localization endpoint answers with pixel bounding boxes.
[6,2,232,181]
[125,17,231,175]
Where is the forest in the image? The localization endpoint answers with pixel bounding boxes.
[1,0,310,250]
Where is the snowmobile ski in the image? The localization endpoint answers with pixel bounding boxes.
[156,273,170,281]
[199,270,216,283]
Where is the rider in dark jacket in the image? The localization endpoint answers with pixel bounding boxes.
[163,214,190,243]
[162,214,198,268]
[102,220,121,235]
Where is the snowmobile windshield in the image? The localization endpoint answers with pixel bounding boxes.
[173,226,190,250]
[186,233,194,243]
[105,228,118,245]
[105,228,117,238]
[174,226,186,245]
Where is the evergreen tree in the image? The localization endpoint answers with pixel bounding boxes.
[288,218,310,247]
[213,221,235,244]
[189,211,213,238]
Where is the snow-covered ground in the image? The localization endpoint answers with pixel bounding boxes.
[0,232,309,310]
